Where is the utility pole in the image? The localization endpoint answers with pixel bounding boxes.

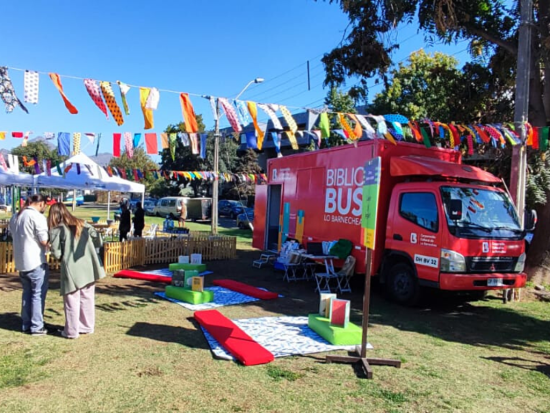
[510,0,533,229]
[211,102,220,235]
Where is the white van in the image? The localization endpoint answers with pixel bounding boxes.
[153,197,186,218]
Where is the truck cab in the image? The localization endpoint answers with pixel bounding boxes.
[384,181,526,304]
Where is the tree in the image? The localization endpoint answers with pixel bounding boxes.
[320,0,550,275]
[225,149,262,200]
[319,0,548,126]
[369,50,513,122]
[109,147,161,193]
[157,116,239,197]
[11,140,67,175]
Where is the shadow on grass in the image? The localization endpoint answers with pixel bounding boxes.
[482,355,550,377]
[126,321,210,350]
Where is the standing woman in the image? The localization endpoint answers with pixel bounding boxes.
[48,203,105,339]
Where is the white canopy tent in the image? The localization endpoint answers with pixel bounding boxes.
[0,168,35,187]
[35,153,145,218]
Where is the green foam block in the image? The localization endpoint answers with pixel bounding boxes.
[169,263,207,272]
[308,314,362,345]
[165,285,214,304]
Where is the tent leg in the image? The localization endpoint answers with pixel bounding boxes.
[107,192,111,222]
[72,188,76,212]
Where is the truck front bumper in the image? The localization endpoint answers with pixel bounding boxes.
[439,272,527,291]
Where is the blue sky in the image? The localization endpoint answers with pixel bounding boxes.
[0,0,471,159]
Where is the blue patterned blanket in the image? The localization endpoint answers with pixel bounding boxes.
[201,316,373,360]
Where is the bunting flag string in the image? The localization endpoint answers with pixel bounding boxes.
[279,105,299,150]
[72,132,81,155]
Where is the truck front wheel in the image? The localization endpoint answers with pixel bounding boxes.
[388,263,420,306]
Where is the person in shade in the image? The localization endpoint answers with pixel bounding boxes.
[132,202,145,237]
[48,202,105,339]
[178,200,187,228]
[9,194,49,335]
[119,203,131,241]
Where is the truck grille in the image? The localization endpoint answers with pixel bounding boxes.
[466,257,517,273]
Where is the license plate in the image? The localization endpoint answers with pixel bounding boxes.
[488,278,504,287]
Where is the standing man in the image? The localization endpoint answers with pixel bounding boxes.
[9,194,50,335]
[132,202,145,237]
[119,203,131,241]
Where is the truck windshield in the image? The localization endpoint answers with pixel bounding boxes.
[440,186,522,239]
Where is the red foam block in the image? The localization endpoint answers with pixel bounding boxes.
[195,309,274,366]
[212,279,278,300]
[113,270,171,284]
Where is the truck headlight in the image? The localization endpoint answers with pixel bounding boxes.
[515,253,526,272]
[440,249,466,272]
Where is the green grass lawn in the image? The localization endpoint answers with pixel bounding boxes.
[0,246,549,412]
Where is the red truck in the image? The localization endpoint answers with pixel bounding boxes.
[253,140,528,304]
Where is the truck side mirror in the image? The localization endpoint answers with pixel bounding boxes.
[449,200,463,221]
[524,209,537,231]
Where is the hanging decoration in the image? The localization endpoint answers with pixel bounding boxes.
[160,133,169,149]
[113,133,122,157]
[100,81,124,126]
[0,67,28,114]
[95,133,102,156]
[169,133,177,161]
[258,103,283,130]
[133,132,142,148]
[179,93,199,133]
[72,132,81,155]
[279,105,299,150]
[219,97,242,133]
[84,79,108,118]
[234,100,251,127]
[179,132,190,147]
[57,132,71,156]
[49,72,77,114]
[124,132,133,158]
[319,112,330,139]
[189,133,199,155]
[145,132,158,154]
[199,134,207,159]
[140,87,154,129]
[23,70,39,104]
[116,81,131,115]
[246,101,265,150]
[207,96,218,122]
[338,113,357,141]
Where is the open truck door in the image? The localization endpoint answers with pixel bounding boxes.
[253,185,268,250]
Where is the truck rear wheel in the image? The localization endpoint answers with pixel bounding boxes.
[388,263,420,306]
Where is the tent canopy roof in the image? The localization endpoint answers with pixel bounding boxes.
[36,153,145,193]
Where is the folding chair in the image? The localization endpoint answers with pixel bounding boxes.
[253,251,277,268]
[335,255,356,293]
[314,259,338,293]
[143,224,159,239]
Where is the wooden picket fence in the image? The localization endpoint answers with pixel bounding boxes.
[103,234,237,274]
[0,242,61,273]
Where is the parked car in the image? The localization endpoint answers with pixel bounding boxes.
[236,208,254,229]
[63,195,84,206]
[144,200,156,216]
[153,197,187,218]
[218,200,246,219]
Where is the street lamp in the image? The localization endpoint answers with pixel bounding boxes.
[211,77,264,234]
